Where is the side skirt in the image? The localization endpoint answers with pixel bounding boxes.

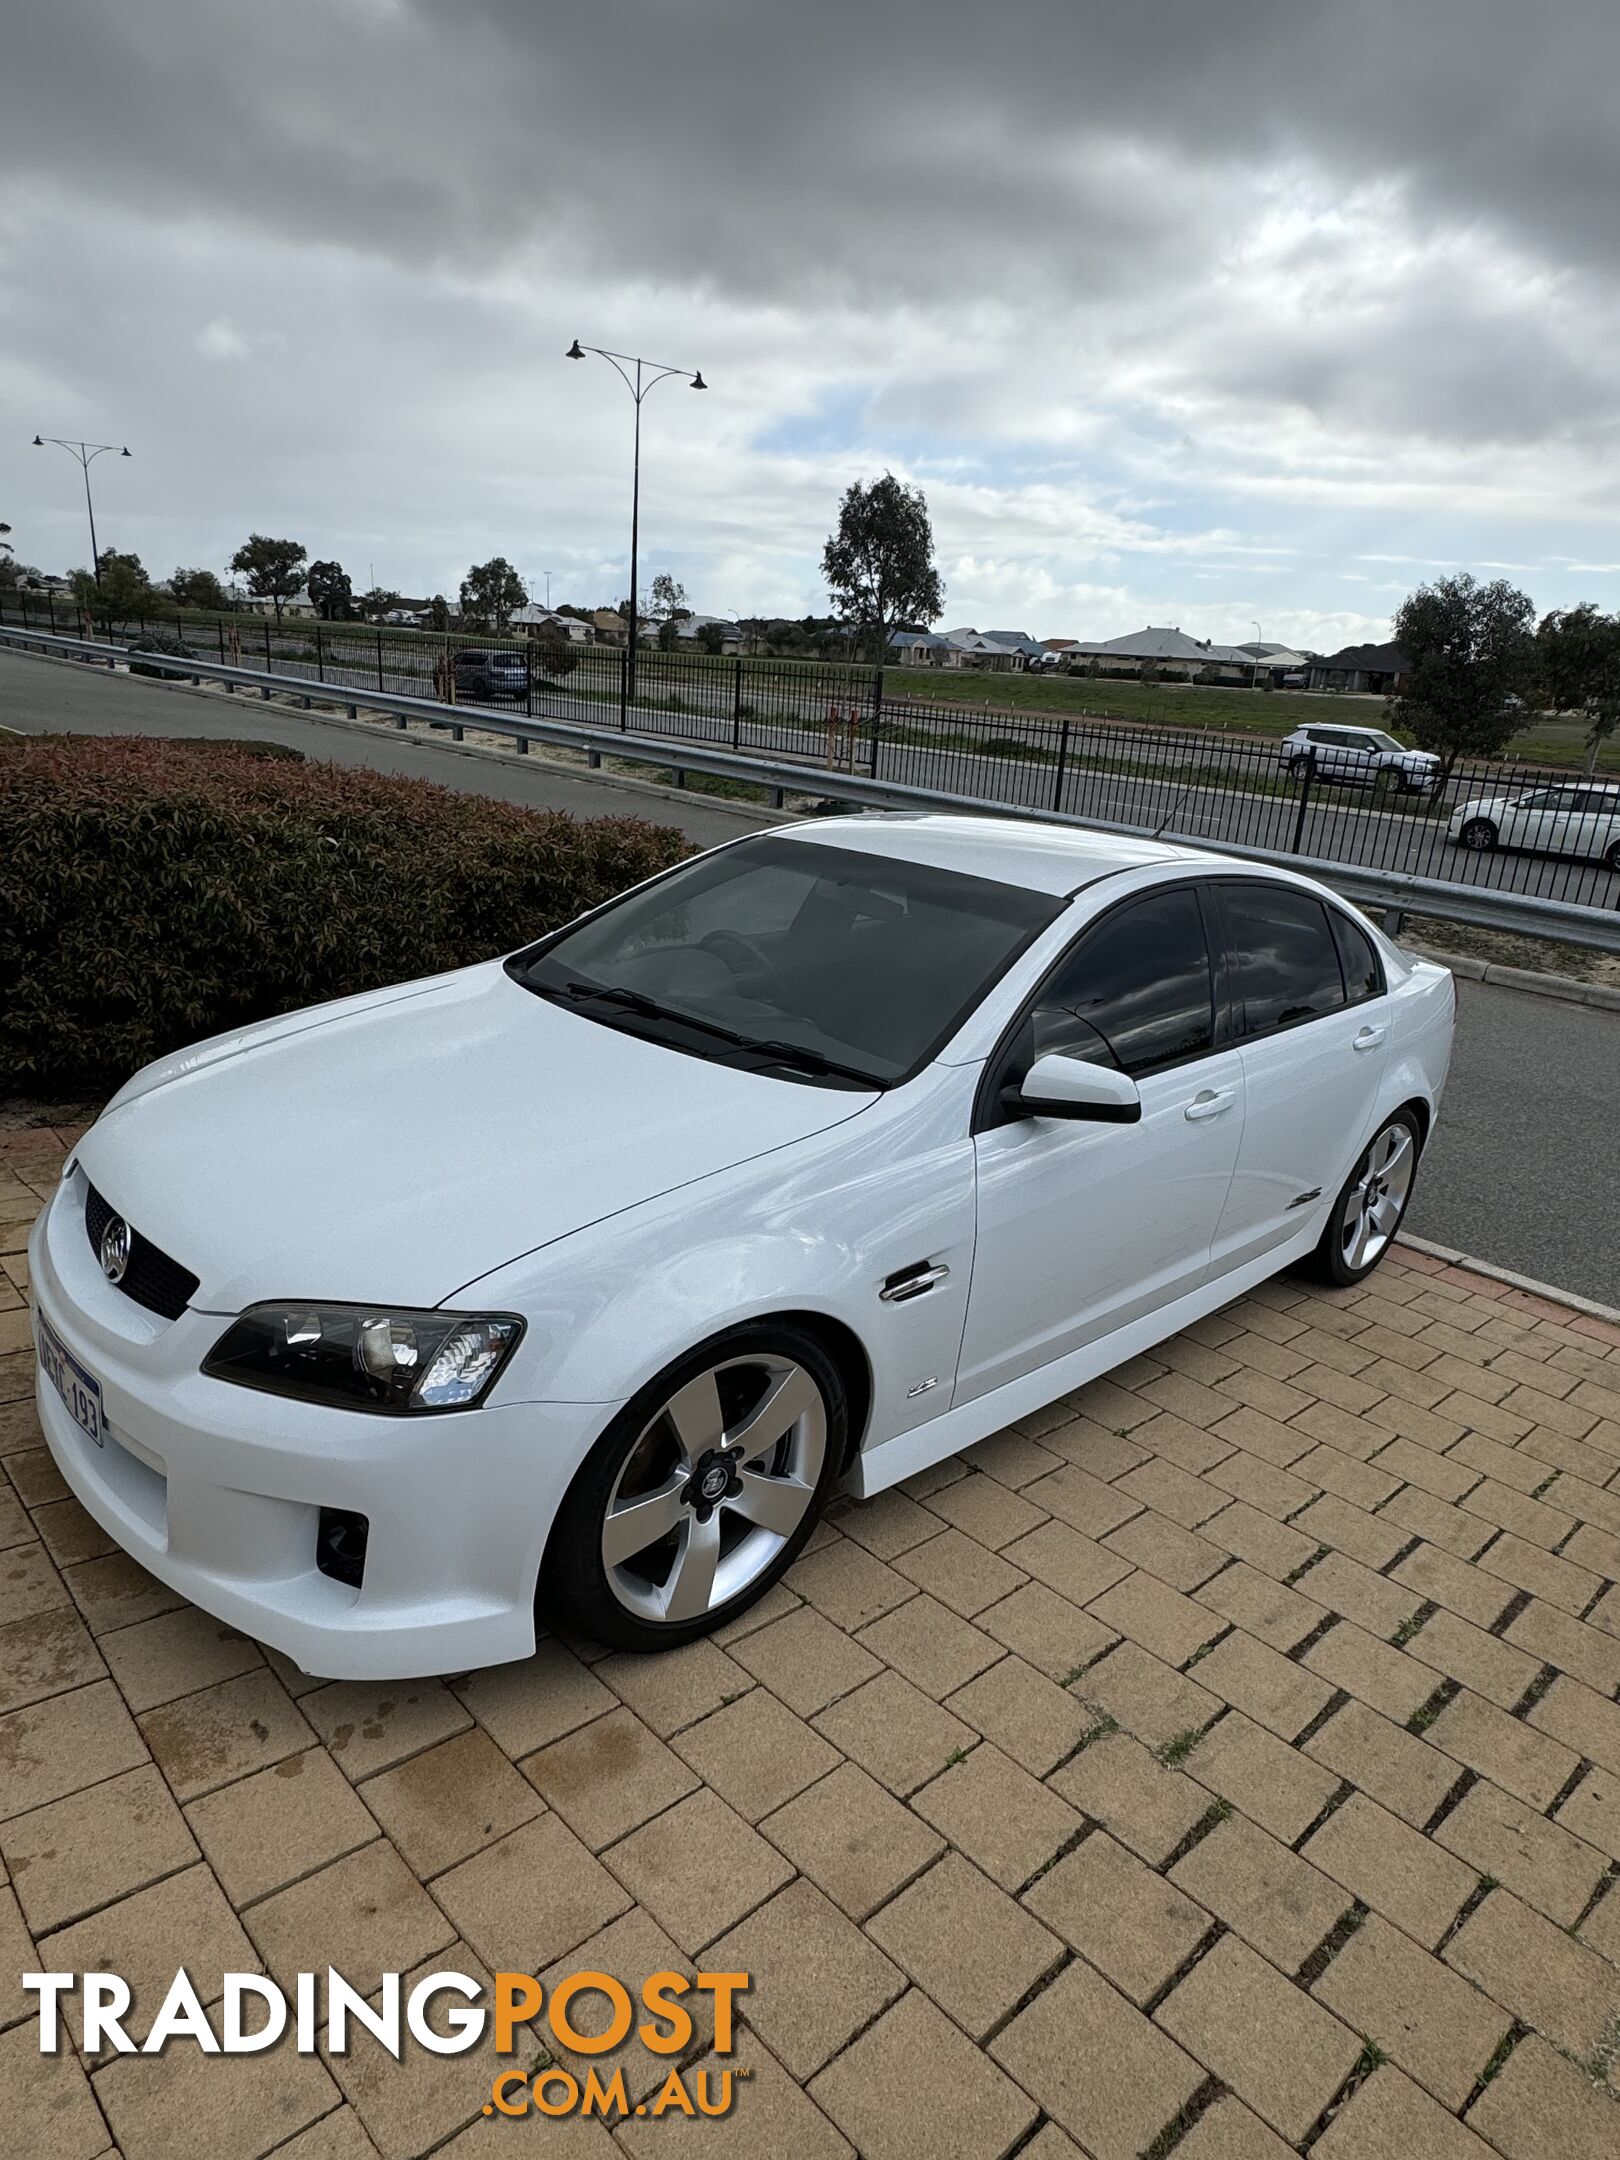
[848,1219,1320,1498]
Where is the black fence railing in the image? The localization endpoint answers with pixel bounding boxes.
[5,591,1616,916]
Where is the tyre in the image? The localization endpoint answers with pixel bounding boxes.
[1304,1111,1422,1288]
[539,1321,847,1652]
[1606,839,1620,873]
[1459,817,1499,852]
[1288,754,1313,778]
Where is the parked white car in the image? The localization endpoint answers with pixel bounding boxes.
[1278,724,1441,795]
[1448,781,1620,870]
[30,816,1454,1679]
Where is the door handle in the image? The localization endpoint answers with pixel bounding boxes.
[1184,1088,1236,1122]
[1352,1024,1388,1052]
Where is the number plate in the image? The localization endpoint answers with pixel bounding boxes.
[37,1315,104,1446]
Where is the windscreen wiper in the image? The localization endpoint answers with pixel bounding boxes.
[555,981,876,1087]
[730,1037,877,1086]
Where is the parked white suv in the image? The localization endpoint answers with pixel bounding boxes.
[1278,725,1440,795]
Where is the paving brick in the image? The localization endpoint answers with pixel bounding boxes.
[1425,1688,1580,1812]
[1312,2064,1497,2160]
[1314,1912,1512,2109]
[1171,2096,1295,2160]
[1392,1543,1518,1629]
[729,1603,880,1716]
[944,1653,1092,1775]
[1301,1550,1422,1637]
[42,1863,256,2052]
[0,1541,70,1629]
[1002,1518,1134,1607]
[0,1603,105,1714]
[0,1677,146,1819]
[831,1488,941,1559]
[1564,1521,1620,1579]
[1304,1698,1461,1826]
[814,1988,1038,2160]
[912,1741,1080,1890]
[1435,1776,1608,1927]
[1,1761,195,1936]
[296,1677,471,1782]
[1156,1932,1360,2144]
[858,1593,1003,1700]
[1304,1790,1478,1948]
[870,1851,1061,2037]
[806,1671,964,1798]
[1029,1459,1147,1538]
[1077,1638,1221,1750]
[711,1878,903,2079]
[964,1426,1071,1485]
[0,2019,107,2159]
[1197,1500,1318,1579]
[606,1786,793,1953]
[453,1638,615,1755]
[1087,1569,1223,1667]
[1172,1810,1346,1970]
[138,1669,312,1802]
[1507,1600,1620,1694]
[1446,1886,1620,2059]
[1449,1430,1548,1495]
[532,1904,717,2113]
[621,2033,851,2160]
[1461,1478,1576,1551]
[1207,1404,1315,1469]
[184,1744,379,1905]
[94,1605,261,1716]
[891,1526,1023,1618]
[338,1727,536,1885]
[1111,1457,1227,1531]
[515,1703,694,1850]
[247,1838,454,1994]
[788,1533,915,1631]
[1194,1559,1324,1653]
[433,1810,631,1970]
[1528,1672,1620,1776]
[924,1470,1046,1550]
[977,1579,1118,1680]
[662,1686,838,1825]
[1379,1484,1495,1559]
[993,1955,1205,2160]
[1182,1710,1338,1843]
[1284,1443,1397,1511]
[95,2025,340,2160]
[1466,2031,1620,2160]
[1101,1509,1229,1591]
[1554,1765,1620,1863]
[1372,1434,1480,1502]
[1192,1629,1335,1742]
[1401,1607,1542,1710]
[1305,1620,1436,1723]
[764,1759,941,1918]
[1289,1492,1411,1570]
[1027,1826,1208,2002]
[1049,1727,1211,1865]
[596,1636,755,1738]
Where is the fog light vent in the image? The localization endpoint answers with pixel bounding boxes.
[316,1507,368,1588]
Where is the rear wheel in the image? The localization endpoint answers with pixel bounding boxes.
[1305,1111,1422,1287]
[1606,839,1620,873]
[540,1322,846,1652]
[1459,817,1498,852]
[1288,753,1313,779]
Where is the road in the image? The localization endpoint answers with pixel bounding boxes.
[5,645,1615,1306]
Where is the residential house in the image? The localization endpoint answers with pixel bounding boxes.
[670,613,744,654]
[241,587,317,619]
[887,629,951,664]
[1235,641,1313,685]
[941,627,1022,671]
[1307,642,1408,696]
[1065,626,1254,680]
[591,610,628,645]
[984,630,1046,667]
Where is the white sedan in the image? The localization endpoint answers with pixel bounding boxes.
[29,816,1454,1678]
[1449,781,1620,870]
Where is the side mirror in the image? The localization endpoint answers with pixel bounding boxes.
[1004,1052,1142,1125]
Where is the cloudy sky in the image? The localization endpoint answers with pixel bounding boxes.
[5,1,1620,648]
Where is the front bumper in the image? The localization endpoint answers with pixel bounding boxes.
[28,1177,613,1680]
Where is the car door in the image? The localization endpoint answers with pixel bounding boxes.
[1209,881,1390,1275]
[1501,787,1567,854]
[955,883,1245,1405]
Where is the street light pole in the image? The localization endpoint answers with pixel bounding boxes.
[565,341,706,709]
[32,436,132,592]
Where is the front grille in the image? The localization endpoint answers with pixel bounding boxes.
[84,1182,200,1322]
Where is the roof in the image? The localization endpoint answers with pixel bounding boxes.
[1319,641,1407,671]
[1237,642,1310,663]
[888,629,948,649]
[1074,626,1251,664]
[984,630,1045,655]
[774,813,1215,897]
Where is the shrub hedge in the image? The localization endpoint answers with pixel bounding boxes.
[0,735,690,1092]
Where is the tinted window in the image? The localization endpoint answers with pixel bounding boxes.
[1330,912,1383,1005]
[1025,888,1215,1078]
[510,835,1059,1087]
[1221,885,1346,1038]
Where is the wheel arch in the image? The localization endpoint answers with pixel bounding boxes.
[749,1306,874,1470]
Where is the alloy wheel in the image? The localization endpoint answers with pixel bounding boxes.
[600,1354,827,1624]
[1338,1122,1416,1273]
[1460,818,1497,852]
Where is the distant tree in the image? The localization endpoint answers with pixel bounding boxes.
[230,534,308,625]
[822,473,944,667]
[1391,574,1539,781]
[169,567,230,611]
[459,557,526,633]
[1538,602,1620,770]
[696,621,730,655]
[306,560,354,620]
[428,594,451,632]
[649,571,688,622]
[533,640,579,683]
[355,587,401,622]
[71,550,152,617]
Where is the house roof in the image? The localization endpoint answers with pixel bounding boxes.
[888,629,948,649]
[1076,626,1251,664]
[984,630,1044,655]
[1319,641,1407,671]
[1237,642,1312,665]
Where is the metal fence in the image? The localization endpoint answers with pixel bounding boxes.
[4,590,1616,919]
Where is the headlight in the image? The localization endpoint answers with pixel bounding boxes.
[203,1303,524,1413]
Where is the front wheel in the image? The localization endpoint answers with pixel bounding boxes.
[539,1322,846,1652]
[1605,838,1620,873]
[1305,1112,1422,1287]
[1459,817,1498,852]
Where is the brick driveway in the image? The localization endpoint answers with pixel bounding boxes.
[4,1122,1620,2160]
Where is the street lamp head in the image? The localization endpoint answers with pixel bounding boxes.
[565,339,585,360]
[690,371,707,391]
[32,435,43,447]
[121,446,132,457]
